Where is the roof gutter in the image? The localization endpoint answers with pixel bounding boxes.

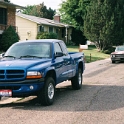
[0,1,26,9]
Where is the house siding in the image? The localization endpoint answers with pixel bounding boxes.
[16,16,37,40]
[16,14,72,43]
[7,7,15,26]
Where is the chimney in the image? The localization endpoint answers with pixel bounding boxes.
[54,14,60,23]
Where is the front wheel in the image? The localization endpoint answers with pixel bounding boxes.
[38,77,55,106]
[71,68,82,90]
[112,60,115,63]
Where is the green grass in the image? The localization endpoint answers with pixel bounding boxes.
[67,45,110,63]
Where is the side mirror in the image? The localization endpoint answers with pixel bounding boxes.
[2,53,5,57]
[55,52,64,58]
[0,53,5,59]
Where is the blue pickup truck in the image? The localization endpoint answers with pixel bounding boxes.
[0,39,85,105]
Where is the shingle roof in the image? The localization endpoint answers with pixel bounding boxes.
[16,13,69,27]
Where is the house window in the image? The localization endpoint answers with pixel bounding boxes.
[0,8,7,25]
[39,25,44,32]
[49,27,53,33]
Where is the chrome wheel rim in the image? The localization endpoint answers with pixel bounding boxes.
[48,83,54,99]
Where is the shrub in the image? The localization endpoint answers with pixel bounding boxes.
[37,32,57,39]
[0,25,19,51]
[102,46,115,54]
[71,28,87,45]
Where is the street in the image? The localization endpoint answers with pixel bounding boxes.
[0,58,124,124]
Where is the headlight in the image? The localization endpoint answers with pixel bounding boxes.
[111,54,115,57]
[26,71,42,79]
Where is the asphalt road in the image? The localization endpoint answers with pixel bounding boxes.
[0,58,124,124]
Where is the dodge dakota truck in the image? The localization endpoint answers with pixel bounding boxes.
[0,39,85,105]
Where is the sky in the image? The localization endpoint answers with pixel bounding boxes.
[10,0,64,10]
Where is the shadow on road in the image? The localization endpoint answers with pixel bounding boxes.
[0,84,124,112]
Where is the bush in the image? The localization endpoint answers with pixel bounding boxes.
[37,32,57,39]
[102,46,115,54]
[0,25,19,51]
[71,28,87,45]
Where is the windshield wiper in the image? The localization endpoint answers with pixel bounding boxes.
[4,55,16,59]
[19,55,42,59]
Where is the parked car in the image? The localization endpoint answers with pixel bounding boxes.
[110,46,124,63]
[0,39,85,105]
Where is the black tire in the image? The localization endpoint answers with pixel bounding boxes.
[38,77,55,106]
[112,60,115,63]
[71,68,82,90]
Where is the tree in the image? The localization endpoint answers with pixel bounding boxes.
[22,3,56,19]
[0,26,19,51]
[4,0,10,2]
[58,0,89,45]
[84,0,124,51]
[71,28,87,45]
[59,0,90,30]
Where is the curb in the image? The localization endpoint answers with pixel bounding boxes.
[0,97,21,104]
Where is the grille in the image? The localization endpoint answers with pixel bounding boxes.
[0,69,25,80]
[116,54,124,57]
[0,86,20,90]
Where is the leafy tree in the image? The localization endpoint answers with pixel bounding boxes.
[84,0,124,51]
[22,3,56,19]
[4,0,10,2]
[0,26,19,51]
[59,0,90,30]
[71,28,87,45]
[58,0,90,45]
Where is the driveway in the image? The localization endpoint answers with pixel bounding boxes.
[0,58,124,124]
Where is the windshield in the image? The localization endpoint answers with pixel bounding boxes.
[115,46,124,51]
[5,42,51,58]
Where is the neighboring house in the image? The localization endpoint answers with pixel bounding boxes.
[16,13,72,43]
[0,0,25,37]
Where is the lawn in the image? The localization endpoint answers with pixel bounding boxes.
[67,45,110,63]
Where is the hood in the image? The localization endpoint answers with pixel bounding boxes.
[0,58,51,70]
[111,51,124,54]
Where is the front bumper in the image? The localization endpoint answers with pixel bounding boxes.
[111,57,124,61]
[0,78,44,97]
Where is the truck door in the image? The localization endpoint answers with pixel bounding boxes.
[54,42,69,83]
[60,42,73,78]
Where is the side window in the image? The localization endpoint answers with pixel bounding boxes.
[54,43,62,54]
[60,42,68,55]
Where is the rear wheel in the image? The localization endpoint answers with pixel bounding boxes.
[71,68,82,90]
[38,77,55,106]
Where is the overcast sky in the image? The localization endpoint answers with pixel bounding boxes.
[10,0,64,10]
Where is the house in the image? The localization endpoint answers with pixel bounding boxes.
[16,13,72,43]
[0,0,25,37]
